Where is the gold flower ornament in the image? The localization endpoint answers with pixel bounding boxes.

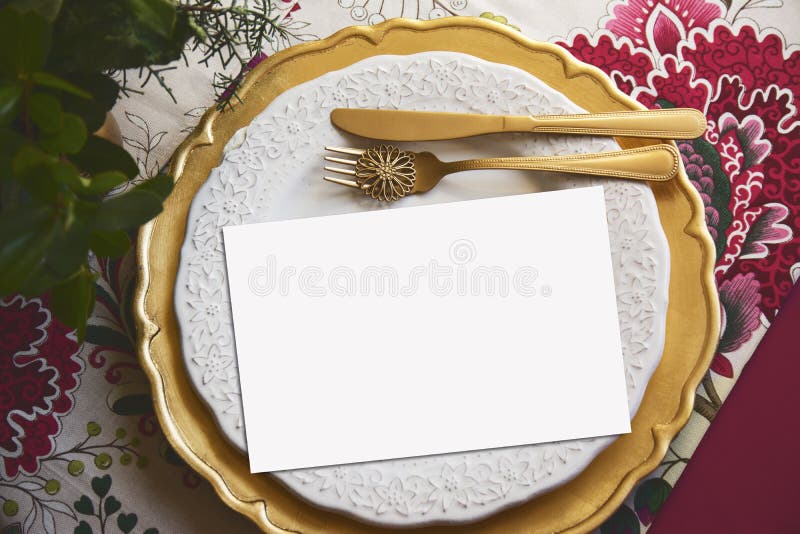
[355,145,416,201]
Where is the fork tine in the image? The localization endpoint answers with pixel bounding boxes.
[325,146,366,156]
[324,176,360,188]
[324,166,357,176]
[324,155,358,166]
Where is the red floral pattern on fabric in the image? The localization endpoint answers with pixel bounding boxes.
[557,2,799,530]
[564,33,654,94]
[636,57,711,110]
[0,296,83,478]
[684,25,800,117]
[557,20,800,369]
[605,0,723,54]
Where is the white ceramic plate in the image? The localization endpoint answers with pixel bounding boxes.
[174,51,669,525]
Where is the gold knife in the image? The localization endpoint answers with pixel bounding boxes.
[330,108,707,141]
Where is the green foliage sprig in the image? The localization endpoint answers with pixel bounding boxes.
[112,1,298,111]
[0,1,184,339]
[177,0,293,110]
[0,0,298,339]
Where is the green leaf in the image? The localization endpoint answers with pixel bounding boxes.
[73,495,94,516]
[633,478,672,526]
[20,12,52,72]
[31,71,91,99]
[89,230,131,258]
[50,268,95,340]
[0,9,21,74]
[0,129,25,169]
[0,7,52,75]
[18,264,61,296]
[41,220,90,279]
[94,189,163,231]
[103,495,121,516]
[50,159,88,191]
[74,520,93,534]
[0,131,24,186]
[14,150,86,197]
[12,145,62,202]
[90,475,111,498]
[125,0,176,37]
[600,504,641,534]
[21,175,62,204]
[110,393,153,416]
[12,144,52,173]
[29,91,62,132]
[59,73,118,132]
[4,0,63,22]
[0,206,56,294]
[85,324,134,352]
[81,171,127,195]
[0,83,22,125]
[71,197,100,227]
[40,112,87,154]
[80,73,119,108]
[692,137,732,259]
[71,135,139,179]
[117,512,138,534]
[50,1,191,72]
[132,173,173,200]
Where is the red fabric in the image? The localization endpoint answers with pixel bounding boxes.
[651,282,800,534]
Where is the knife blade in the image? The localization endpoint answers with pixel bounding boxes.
[330,108,707,141]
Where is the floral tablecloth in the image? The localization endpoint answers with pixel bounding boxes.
[2,1,799,533]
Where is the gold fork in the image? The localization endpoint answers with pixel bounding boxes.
[323,144,680,202]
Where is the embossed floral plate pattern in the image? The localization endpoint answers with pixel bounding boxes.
[173,51,669,525]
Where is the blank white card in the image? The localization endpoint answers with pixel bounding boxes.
[223,187,630,473]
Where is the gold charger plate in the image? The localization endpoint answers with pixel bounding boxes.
[134,17,719,533]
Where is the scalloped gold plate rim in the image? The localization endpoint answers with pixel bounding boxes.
[134,17,719,533]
